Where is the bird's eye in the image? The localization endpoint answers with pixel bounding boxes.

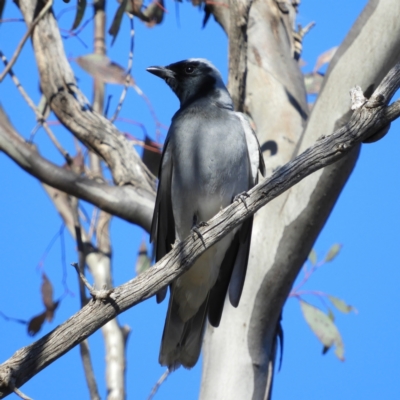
[185,65,194,74]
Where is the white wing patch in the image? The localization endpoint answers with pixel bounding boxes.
[235,112,264,184]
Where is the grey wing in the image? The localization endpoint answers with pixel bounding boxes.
[208,216,253,326]
[209,114,266,324]
[150,137,175,303]
[235,112,266,183]
[223,113,265,309]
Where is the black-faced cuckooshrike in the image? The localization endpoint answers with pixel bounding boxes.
[147,59,265,370]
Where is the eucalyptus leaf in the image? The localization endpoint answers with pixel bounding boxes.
[76,53,134,85]
[328,295,354,314]
[300,300,345,361]
[135,240,151,275]
[325,243,341,262]
[109,0,128,45]
[308,248,317,265]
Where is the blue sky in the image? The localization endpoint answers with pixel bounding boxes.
[1,0,399,399]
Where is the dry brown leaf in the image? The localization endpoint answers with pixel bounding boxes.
[76,54,135,86]
[27,311,47,336]
[41,273,54,311]
[313,46,338,72]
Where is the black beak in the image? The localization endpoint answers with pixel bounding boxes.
[146,66,175,80]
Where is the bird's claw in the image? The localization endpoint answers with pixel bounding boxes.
[191,222,208,247]
[234,191,250,208]
[170,239,180,249]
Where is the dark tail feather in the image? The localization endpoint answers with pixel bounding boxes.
[156,287,168,303]
[159,291,209,370]
[229,216,253,307]
[208,236,239,327]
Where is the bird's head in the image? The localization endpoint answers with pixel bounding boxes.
[146,58,232,108]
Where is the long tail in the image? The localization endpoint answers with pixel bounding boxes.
[159,291,209,370]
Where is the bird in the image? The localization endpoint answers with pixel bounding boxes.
[147,58,265,370]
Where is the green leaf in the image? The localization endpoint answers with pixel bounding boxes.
[72,0,87,30]
[300,300,345,361]
[327,308,335,322]
[109,0,128,45]
[324,243,341,262]
[135,240,151,275]
[308,248,317,265]
[328,295,354,314]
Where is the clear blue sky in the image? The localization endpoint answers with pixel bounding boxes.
[1,1,399,399]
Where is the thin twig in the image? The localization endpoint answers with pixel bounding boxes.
[88,207,100,241]
[79,340,100,400]
[71,197,100,400]
[0,0,53,83]
[71,263,115,301]
[110,15,134,122]
[291,259,325,294]
[117,116,149,137]
[0,367,33,400]
[147,369,170,400]
[0,311,28,325]
[0,51,71,162]
[132,84,167,140]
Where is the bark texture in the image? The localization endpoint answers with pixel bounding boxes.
[200,1,400,399]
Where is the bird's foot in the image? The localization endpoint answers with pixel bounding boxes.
[234,191,250,208]
[191,220,208,248]
[170,239,180,249]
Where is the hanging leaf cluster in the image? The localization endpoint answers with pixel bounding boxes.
[295,245,356,361]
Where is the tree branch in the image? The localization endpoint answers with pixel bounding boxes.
[0,62,399,398]
[17,0,155,191]
[0,51,71,163]
[0,106,155,231]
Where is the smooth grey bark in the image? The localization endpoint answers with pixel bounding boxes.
[200,1,400,399]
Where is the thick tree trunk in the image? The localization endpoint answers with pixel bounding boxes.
[200,1,400,399]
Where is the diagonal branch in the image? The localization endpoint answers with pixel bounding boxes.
[16,0,155,191]
[0,62,399,398]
